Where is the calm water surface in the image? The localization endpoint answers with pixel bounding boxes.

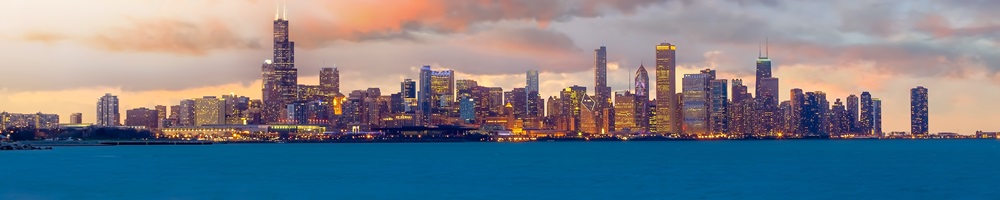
[3,140,999,199]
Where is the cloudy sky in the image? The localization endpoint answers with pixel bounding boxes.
[1,0,998,133]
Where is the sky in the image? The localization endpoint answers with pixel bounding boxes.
[1,0,999,133]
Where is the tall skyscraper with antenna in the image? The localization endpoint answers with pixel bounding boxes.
[262,2,297,123]
[755,39,779,135]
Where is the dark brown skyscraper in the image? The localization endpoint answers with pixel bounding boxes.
[321,67,339,95]
[262,5,297,124]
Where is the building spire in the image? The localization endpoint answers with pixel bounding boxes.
[765,36,769,58]
[758,40,762,58]
[275,1,280,20]
[282,0,287,20]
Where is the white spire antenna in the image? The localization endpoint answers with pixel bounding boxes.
[275,2,280,20]
[765,36,769,58]
[283,0,287,20]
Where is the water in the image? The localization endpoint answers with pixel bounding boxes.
[3,140,998,199]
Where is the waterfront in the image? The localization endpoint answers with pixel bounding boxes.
[3,140,998,199]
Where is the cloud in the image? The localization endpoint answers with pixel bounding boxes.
[20,31,68,44]
[87,18,261,55]
[293,0,677,47]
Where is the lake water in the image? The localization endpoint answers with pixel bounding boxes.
[3,140,999,199]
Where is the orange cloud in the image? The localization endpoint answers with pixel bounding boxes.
[87,18,261,55]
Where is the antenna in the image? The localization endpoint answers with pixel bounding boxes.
[282,0,287,20]
[758,40,762,58]
[275,2,280,20]
[765,36,769,58]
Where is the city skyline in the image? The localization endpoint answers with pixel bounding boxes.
[2,1,999,133]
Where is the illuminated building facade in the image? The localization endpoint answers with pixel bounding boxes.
[709,79,728,134]
[859,92,873,135]
[655,42,678,134]
[682,74,710,135]
[320,67,339,95]
[614,91,637,131]
[634,64,650,132]
[194,96,224,126]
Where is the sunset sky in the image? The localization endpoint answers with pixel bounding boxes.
[1,0,999,133]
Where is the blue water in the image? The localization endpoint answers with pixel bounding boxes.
[3,140,999,199]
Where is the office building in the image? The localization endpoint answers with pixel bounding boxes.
[634,64,650,132]
[682,74,710,135]
[655,42,678,134]
[320,67,339,95]
[709,79,728,134]
[614,91,637,131]
[873,98,882,136]
[194,96,224,126]
[125,107,158,128]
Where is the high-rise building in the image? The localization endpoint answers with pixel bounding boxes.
[505,88,528,118]
[262,8,298,124]
[560,86,587,132]
[634,64,650,132]
[194,96,224,126]
[459,96,475,123]
[417,66,433,124]
[526,70,542,119]
[125,107,158,128]
[594,46,613,133]
[682,74,710,135]
[96,93,120,126]
[178,99,196,126]
[320,67,339,95]
[155,105,167,123]
[709,79,728,134]
[729,80,751,136]
[614,91,636,131]
[757,77,779,135]
[859,92,873,135]
[456,79,479,93]
[830,99,847,137]
[802,92,822,137]
[873,98,882,136]
[655,42,678,134]
[911,86,929,135]
[429,69,455,114]
[789,88,804,134]
[846,94,859,134]
[70,113,83,124]
[401,79,417,112]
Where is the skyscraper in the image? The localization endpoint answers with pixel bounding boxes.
[155,105,167,124]
[526,70,542,119]
[634,64,650,132]
[709,79,728,134]
[70,113,82,124]
[655,42,678,134]
[873,98,882,136]
[830,99,847,137]
[859,92,873,135]
[418,66,432,124]
[320,67,339,95]
[846,94,859,134]
[262,7,298,124]
[729,79,751,136]
[614,91,636,131]
[911,86,929,135]
[430,69,455,111]
[96,93,120,126]
[789,88,804,134]
[401,79,417,112]
[594,46,613,134]
[682,74,710,135]
[178,99,196,126]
